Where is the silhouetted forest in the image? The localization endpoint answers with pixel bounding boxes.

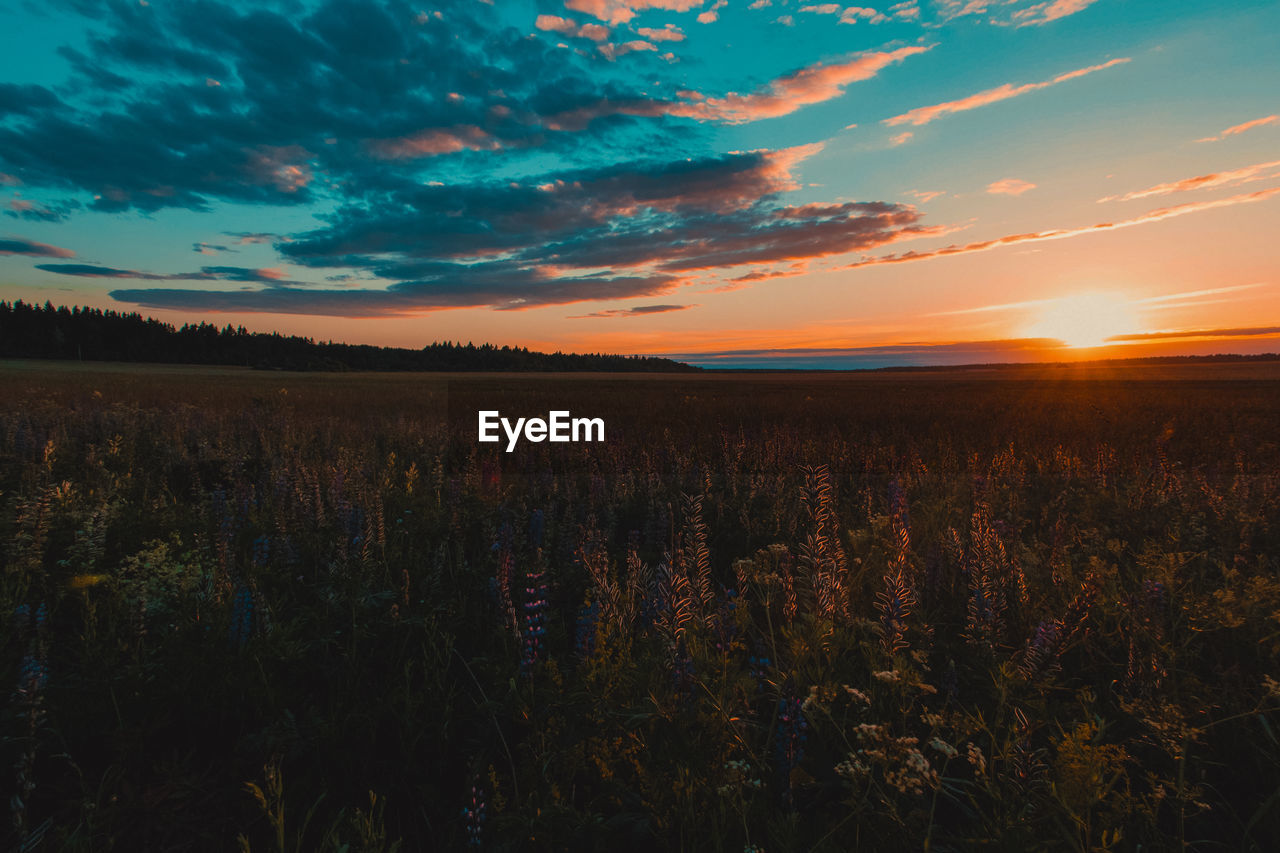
[0,301,699,372]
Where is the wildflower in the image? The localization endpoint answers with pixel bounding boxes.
[929,737,958,758]
[966,743,986,776]
[520,567,548,673]
[462,781,486,847]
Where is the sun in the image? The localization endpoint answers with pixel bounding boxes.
[1024,292,1141,349]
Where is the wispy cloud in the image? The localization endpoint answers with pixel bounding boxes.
[1011,0,1102,27]
[1108,326,1280,342]
[1099,160,1280,202]
[931,283,1271,318]
[546,45,931,128]
[569,303,694,318]
[839,186,1280,270]
[1197,115,1280,143]
[935,0,1099,26]
[884,58,1129,127]
[565,0,706,25]
[666,338,1062,368]
[37,264,302,285]
[1134,283,1270,306]
[0,236,74,258]
[987,178,1036,196]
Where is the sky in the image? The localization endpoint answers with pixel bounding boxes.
[1,0,1278,368]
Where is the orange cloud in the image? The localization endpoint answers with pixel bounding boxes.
[987,178,1036,196]
[884,57,1129,127]
[678,45,931,123]
[1011,0,1101,27]
[368,126,500,159]
[535,14,613,40]
[545,45,930,129]
[566,0,705,25]
[598,39,658,60]
[636,23,685,40]
[1099,160,1280,202]
[1197,114,1280,143]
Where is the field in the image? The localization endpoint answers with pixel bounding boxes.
[4,360,1280,851]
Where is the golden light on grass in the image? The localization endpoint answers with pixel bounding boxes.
[1024,292,1143,349]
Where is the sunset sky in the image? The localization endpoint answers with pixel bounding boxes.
[1,0,1278,367]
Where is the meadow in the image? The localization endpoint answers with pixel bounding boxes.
[3,360,1280,851]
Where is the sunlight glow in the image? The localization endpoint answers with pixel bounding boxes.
[1024,292,1143,348]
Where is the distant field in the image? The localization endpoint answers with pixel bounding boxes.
[3,359,1279,850]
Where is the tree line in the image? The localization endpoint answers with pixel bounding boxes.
[0,301,699,372]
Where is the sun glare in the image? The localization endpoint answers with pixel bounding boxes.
[1024,292,1142,349]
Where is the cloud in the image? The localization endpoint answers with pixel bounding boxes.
[1197,115,1280,143]
[1011,0,1101,27]
[368,126,502,159]
[1106,326,1280,343]
[4,197,79,222]
[535,14,612,41]
[667,338,1063,368]
[696,1,727,23]
[679,46,931,123]
[37,263,202,280]
[37,263,302,285]
[908,189,945,203]
[1099,160,1280,202]
[884,58,1129,127]
[539,45,930,130]
[636,24,685,41]
[109,267,686,316]
[933,284,1270,318]
[0,236,75,258]
[109,146,934,316]
[1,0,714,212]
[193,242,234,254]
[934,0,1097,26]
[569,303,694,317]
[839,7,889,24]
[598,40,659,61]
[565,0,706,25]
[987,178,1036,196]
[838,186,1280,270]
[888,1,920,21]
[225,232,286,245]
[889,131,913,146]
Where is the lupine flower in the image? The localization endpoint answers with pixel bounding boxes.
[462,781,486,847]
[520,568,548,673]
